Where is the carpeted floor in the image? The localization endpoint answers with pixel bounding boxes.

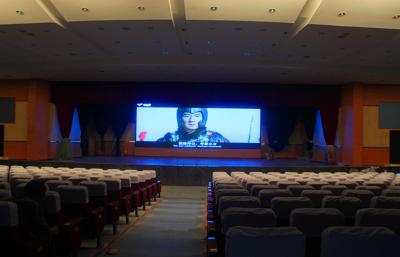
[97,186,207,257]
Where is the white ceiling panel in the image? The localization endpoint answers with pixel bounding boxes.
[185,0,306,23]
[51,0,172,21]
[0,0,51,24]
[311,0,400,29]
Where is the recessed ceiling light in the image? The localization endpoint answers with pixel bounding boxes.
[16,10,24,15]
[81,7,89,12]
[268,8,276,13]
[210,6,218,11]
[393,15,400,20]
[137,6,145,11]
[338,12,346,17]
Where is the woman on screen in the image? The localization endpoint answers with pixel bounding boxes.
[157,107,229,144]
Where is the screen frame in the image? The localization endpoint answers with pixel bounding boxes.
[135,104,262,149]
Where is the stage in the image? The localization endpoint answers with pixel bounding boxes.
[0,156,376,186]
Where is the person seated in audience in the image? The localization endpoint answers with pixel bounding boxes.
[157,107,229,144]
[16,180,59,257]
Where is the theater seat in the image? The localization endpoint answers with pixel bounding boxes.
[216,189,249,204]
[382,189,400,197]
[342,189,375,208]
[45,180,72,191]
[355,185,382,195]
[0,189,12,200]
[322,196,363,225]
[258,189,293,208]
[321,227,400,257]
[287,185,314,197]
[56,185,104,246]
[218,196,260,216]
[221,207,276,234]
[290,208,345,257]
[321,185,347,196]
[370,196,400,209]
[250,185,279,197]
[44,191,81,256]
[271,197,313,226]
[225,226,305,257]
[301,190,333,207]
[355,208,400,235]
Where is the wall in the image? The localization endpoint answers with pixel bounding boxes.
[0,82,29,159]
[339,84,363,166]
[0,80,50,160]
[339,84,400,166]
[361,85,400,165]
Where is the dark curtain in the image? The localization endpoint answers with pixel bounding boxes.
[300,108,317,141]
[56,104,74,138]
[94,105,110,152]
[77,105,93,156]
[110,105,133,156]
[265,108,298,152]
[320,106,339,145]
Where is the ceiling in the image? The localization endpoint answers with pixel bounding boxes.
[0,0,399,84]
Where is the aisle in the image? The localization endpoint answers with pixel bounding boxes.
[99,186,207,257]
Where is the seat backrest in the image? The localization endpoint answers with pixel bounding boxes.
[45,180,72,191]
[287,185,314,197]
[370,196,400,209]
[382,189,400,197]
[355,208,400,235]
[0,189,12,200]
[80,181,107,196]
[321,185,348,196]
[218,196,260,216]
[290,208,345,237]
[221,207,276,234]
[44,191,61,214]
[0,182,10,190]
[258,189,293,208]
[0,201,18,227]
[271,197,313,225]
[321,226,400,257]
[250,185,279,196]
[355,185,382,195]
[216,189,249,203]
[301,190,334,207]
[56,185,89,204]
[225,226,305,257]
[342,189,375,207]
[307,181,329,190]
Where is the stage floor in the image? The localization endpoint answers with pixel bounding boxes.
[48,156,333,168]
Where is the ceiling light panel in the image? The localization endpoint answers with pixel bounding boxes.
[0,0,52,24]
[311,0,400,29]
[185,0,307,23]
[51,0,171,21]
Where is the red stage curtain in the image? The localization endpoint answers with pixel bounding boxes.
[320,106,339,145]
[56,104,74,138]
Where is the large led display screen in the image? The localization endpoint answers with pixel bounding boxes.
[136,105,261,149]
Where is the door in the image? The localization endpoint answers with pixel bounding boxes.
[390,130,400,164]
[0,125,3,157]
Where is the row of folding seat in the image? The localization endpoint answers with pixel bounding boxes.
[208,171,400,257]
[0,165,162,257]
[225,226,400,257]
